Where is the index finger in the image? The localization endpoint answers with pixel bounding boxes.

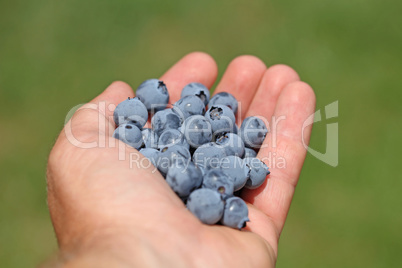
[62,52,218,141]
[160,52,218,104]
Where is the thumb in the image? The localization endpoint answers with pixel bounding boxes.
[60,81,134,147]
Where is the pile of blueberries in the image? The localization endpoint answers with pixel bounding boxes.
[113,79,270,230]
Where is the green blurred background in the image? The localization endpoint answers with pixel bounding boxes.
[1,0,401,267]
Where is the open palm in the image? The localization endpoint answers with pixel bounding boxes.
[47,52,315,267]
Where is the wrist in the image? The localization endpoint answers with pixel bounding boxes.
[56,230,165,267]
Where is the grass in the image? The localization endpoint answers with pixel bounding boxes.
[0,0,401,266]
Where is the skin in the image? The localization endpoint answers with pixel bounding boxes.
[47,52,315,267]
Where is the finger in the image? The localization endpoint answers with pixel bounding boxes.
[245,64,300,119]
[241,81,316,236]
[64,51,218,141]
[62,81,134,144]
[159,51,218,104]
[213,55,266,119]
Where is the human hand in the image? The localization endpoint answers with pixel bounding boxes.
[47,52,315,267]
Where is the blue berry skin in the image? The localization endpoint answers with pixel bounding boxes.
[193,142,227,170]
[239,116,268,149]
[209,92,238,114]
[157,129,189,150]
[136,79,169,113]
[219,156,249,191]
[151,108,183,136]
[243,157,270,189]
[205,105,236,138]
[243,147,257,158]
[202,169,234,199]
[181,115,212,148]
[187,188,224,225]
[215,133,245,158]
[139,148,161,166]
[113,97,148,129]
[166,161,203,198]
[181,82,210,106]
[141,128,158,149]
[156,145,191,176]
[113,123,143,149]
[221,197,249,230]
[173,95,206,120]
[233,124,239,135]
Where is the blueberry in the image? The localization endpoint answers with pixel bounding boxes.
[141,128,158,149]
[221,197,249,229]
[233,124,239,135]
[166,161,203,198]
[113,123,143,149]
[219,156,249,191]
[139,148,161,166]
[181,82,210,106]
[215,133,245,158]
[181,115,212,148]
[136,79,169,113]
[197,164,206,177]
[243,157,270,189]
[239,116,268,149]
[192,142,227,170]
[209,92,238,114]
[157,129,189,150]
[156,145,191,176]
[187,188,224,225]
[113,97,148,128]
[173,95,205,120]
[111,78,269,229]
[205,105,236,138]
[151,108,182,136]
[243,147,257,158]
[202,169,234,199]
